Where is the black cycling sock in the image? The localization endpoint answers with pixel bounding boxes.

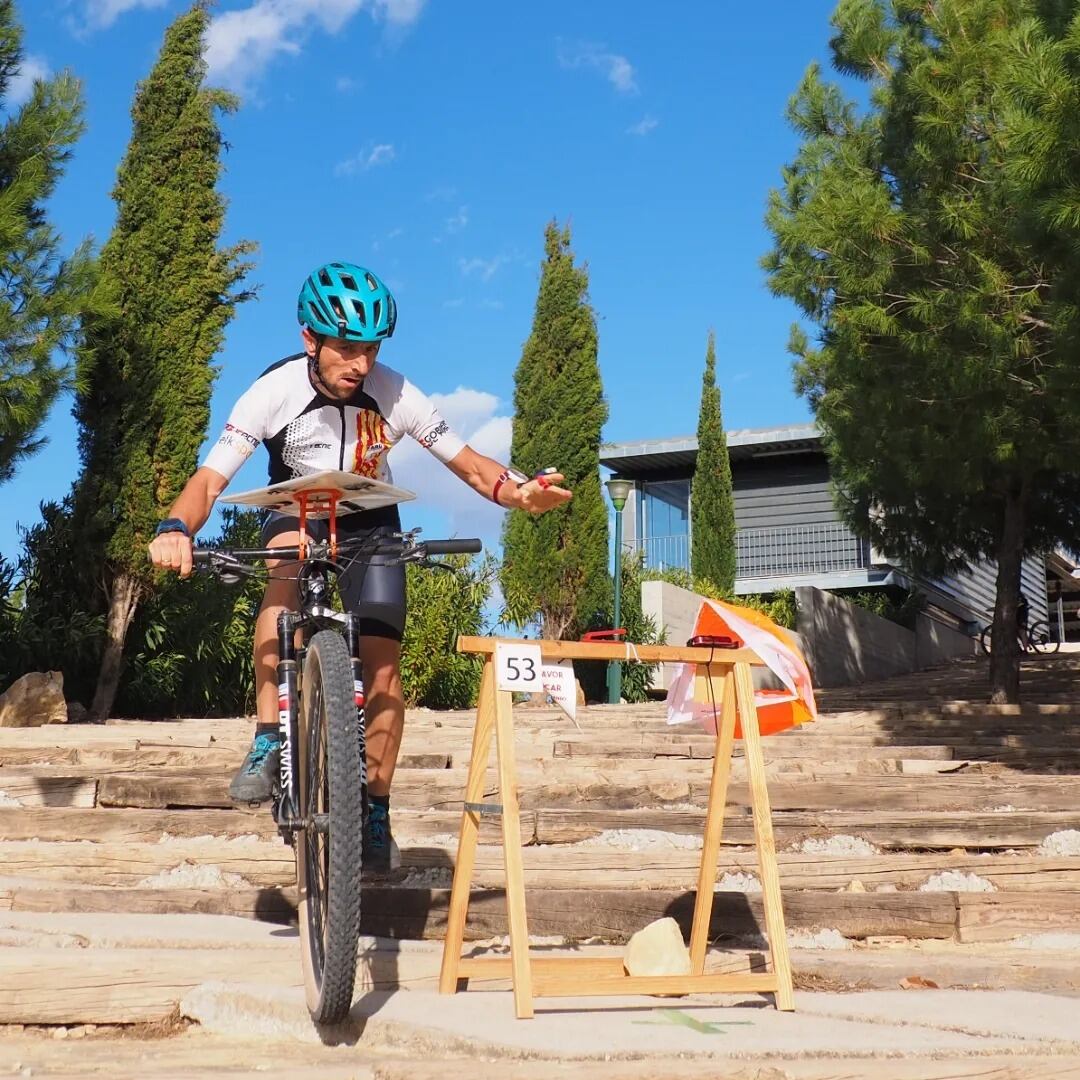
[370,794,390,810]
[254,723,278,739]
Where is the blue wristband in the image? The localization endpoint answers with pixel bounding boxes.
[155,518,190,538]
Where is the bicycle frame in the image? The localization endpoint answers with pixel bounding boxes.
[269,487,367,837]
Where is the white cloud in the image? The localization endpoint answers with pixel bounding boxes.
[334,142,396,176]
[336,75,358,92]
[627,114,658,136]
[445,206,468,233]
[82,0,168,30]
[205,0,426,91]
[390,388,512,539]
[458,255,507,282]
[558,40,637,94]
[8,56,50,108]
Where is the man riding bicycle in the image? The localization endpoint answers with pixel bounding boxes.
[147,261,571,870]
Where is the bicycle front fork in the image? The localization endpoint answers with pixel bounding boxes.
[344,615,370,813]
[273,611,368,835]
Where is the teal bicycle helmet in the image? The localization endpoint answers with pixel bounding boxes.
[297,261,397,341]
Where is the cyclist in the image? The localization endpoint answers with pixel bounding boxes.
[147,261,571,870]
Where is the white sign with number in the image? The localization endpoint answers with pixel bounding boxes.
[495,642,543,693]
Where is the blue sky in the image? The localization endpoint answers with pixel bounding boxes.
[4,0,844,559]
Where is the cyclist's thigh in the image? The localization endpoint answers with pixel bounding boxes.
[338,528,406,642]
[260,512,320,602]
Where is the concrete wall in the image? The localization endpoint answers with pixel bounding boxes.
[914,611,979,668]
[795,586,916,688]
[794,586,977,688]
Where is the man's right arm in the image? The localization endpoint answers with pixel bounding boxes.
[147,466,230,578]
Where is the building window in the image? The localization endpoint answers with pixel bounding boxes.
[640,479,690,569]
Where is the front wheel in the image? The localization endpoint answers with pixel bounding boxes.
[296,630,365,1025]
[1027,621,1061,655]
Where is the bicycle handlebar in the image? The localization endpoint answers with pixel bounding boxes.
[192,534,482,569]
[421,538,482,555]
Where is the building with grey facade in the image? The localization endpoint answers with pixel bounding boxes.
[600,423,1049,635]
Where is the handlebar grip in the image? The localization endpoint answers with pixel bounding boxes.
[192,549,212,564]
[423,538,483,555]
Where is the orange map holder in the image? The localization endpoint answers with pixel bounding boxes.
[437,636,796,1019]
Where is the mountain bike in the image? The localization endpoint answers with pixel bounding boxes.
[978,619,1060,655]
[195,487,480,1024]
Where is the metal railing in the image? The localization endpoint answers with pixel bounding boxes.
[625,522,870,580]
[735,522,870,579]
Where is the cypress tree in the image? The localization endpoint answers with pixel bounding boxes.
[501,220,609,640]
[0,0,97,486]
[73,2,254,720]
[691,330,737,593]
[764,0,1080,703]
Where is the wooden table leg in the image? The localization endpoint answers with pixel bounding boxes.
[494,681,534,1019]
[438,659,497,995]
[733,661,795,1011]
[689,665,737,973]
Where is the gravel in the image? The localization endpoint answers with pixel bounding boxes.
[786,927,852,951]
[795,834,879,857]
[714,871,762,893]
[572,829,703,851]
[919,870,996,892]
[397,867,454,889]
[0,790,23,807]
[136,862,251,889]
[1038,829,1080,857]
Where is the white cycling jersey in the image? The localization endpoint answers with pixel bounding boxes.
[202,353,465,488]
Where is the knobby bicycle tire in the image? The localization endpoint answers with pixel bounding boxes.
[296,630,365,1024]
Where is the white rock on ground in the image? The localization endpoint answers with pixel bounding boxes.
[623,916,692,976]
[1038,829,1080,856]
[795,834,879,857]
[919,870,996,892]
[0,790,24,807]
[572,828,703,851]
[715,871,762,892]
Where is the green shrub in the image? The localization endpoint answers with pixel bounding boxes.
[401,554,494,708]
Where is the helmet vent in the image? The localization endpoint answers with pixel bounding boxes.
[328,295,347,321]
[351,299,367,325]
[339,272,358,291]
[365,272,378,291]
[318,269,333,288]
[373,299,382,325]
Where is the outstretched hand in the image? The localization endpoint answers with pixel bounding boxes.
[516,472,572,515]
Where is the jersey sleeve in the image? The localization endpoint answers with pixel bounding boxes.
[398,378,466,464]
[201,384,267,482]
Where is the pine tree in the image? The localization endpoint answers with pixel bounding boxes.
[764,0,1080,703]
[691,330,737,593]
[501,220,609,640]
[0,0,97,486]
[72,2,254,720]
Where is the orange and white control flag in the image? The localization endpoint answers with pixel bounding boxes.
[666,598,816,738]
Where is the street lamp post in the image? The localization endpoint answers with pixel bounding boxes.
[605,478,633,704]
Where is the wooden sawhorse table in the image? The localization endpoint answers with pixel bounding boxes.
[437,636,795,1018]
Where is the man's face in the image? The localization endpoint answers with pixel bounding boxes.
[303,327,381,399]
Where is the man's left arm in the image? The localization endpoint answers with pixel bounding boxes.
[444,445,572,515]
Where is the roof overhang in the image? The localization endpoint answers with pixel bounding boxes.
[601,424,820,475]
